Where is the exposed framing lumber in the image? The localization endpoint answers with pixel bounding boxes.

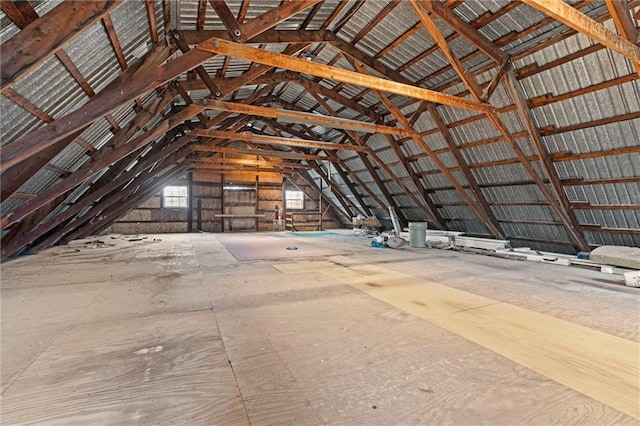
[310,164,358,218]
[193,145,335,162]
[351,0,400,45]
[102,13,128,70]
[377,87,500,234]
[60,163,190,245]
[0,1,319,171]
[197,38,494,113]
[191,129,368,153]
[425,103,505,238]
[505,69,590,250]
[417,0,508,64]
[174,29,330,45]
[0,0,39,28]
[0,0,122,93]
[295,169,352,225]
[522,0,640,66]
[356,151,408,228]
[605,0,640,76]
[331,161,374,217]
[241,0,321,39]
[198,99,415,137]
[2,142,194,258]
[0,105,202,230]
[144,0,159,44]
[412,2,590,251]
[196,0,207,31]
[209,0,246,42]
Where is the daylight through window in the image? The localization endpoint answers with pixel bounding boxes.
[163,186,188,208]
[285,190,304,209]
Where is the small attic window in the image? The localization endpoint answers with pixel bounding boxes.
[285,190,304,209]
[163,186,188,208]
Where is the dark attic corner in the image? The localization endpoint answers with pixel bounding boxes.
[0,0,639,424]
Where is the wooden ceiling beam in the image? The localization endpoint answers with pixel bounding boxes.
[336,158,390,218]
[0,1,39,28]
[193,145,334,162]
[414,2,590,251]
[144,0,159,44]
[197,37,493,113]
[242,0,321,39]
[522,0,640,65]
[174,29,330,45]
[209,0,246,41]
[191,129,368,152]
[2,139,194,258]
[0,104,202,230]
[417,0,508,64]
[102,13,128,70]
[0,1,318,171]
[198,99,414,137]
[605,0,640,77]
[0,0,122,93]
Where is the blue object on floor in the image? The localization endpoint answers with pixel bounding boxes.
[371,241,388,248]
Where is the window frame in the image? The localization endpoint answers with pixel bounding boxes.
[162,185,188,209]
[285,190,305,210]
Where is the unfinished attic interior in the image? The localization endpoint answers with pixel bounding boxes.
[1,0,639,423]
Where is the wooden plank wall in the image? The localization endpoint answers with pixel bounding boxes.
[101,167,339,235]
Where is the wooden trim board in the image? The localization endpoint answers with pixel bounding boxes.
[274,257,640,419]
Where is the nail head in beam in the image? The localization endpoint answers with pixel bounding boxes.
[196,38,494,113]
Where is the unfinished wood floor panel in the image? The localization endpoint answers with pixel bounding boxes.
[275,256,640,420]
[3,232,639,424]
[0,311,249,425]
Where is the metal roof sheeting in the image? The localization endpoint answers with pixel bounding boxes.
[1,0,638,255]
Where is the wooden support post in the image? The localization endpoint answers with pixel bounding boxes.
[197,199,202,231]
[188,171,194,232]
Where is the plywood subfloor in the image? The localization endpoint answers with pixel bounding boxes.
[2,232,638,424]
[214,232,344,261]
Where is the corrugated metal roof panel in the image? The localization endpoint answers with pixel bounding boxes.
[12,55,89,121]
[111,1,154,63]
[0,96,42,147]
[64,21,122,94]
[353,1,417,57]
[336,0,390,42]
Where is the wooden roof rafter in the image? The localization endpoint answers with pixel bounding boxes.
[411,1,590,252]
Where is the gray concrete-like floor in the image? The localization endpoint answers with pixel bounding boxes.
[1,231,638,425]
